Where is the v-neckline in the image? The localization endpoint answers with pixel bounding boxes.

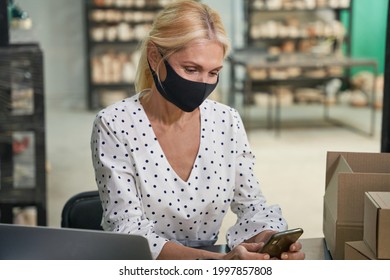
[136,95,204,184]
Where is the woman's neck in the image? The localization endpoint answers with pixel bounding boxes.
[140,88,199,126]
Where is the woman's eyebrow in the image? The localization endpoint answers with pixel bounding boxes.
[181,61,224,71]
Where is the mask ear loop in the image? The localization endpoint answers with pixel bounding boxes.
[146,45,167,92]
[148,42,169,81]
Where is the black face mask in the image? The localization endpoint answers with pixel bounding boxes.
[148,58,219,112]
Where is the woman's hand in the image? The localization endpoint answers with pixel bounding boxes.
[224,230,306,260]
[223,241,305,260]
[279,241,305,260]
[223,243,271,260]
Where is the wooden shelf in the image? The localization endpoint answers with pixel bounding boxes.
[0,44,47,226]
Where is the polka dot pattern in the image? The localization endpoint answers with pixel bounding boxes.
[91,93,287,259]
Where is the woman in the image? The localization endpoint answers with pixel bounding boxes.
[91,0,304,260]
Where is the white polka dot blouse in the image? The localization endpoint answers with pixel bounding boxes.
[91,93,287,259]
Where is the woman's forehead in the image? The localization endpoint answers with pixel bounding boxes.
[173,40,224,61]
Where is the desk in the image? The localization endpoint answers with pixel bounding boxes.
[201,238,331,260]
[228,50,378,136]
[300,238,332,260]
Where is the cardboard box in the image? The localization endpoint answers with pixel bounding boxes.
[323,151,390,259]
[345,241,375,260]
[364,192,390,259]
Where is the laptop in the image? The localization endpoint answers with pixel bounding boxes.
[0,223,153,260]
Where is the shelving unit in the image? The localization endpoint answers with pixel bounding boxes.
[245,0,352,55]
[229,0,378,135]
[238,0,353,103]
[84,0,184,110]
[0,43,47,225]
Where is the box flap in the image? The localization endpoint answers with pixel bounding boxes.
[369,192,390,209]
[326,152,348,188]
[371,192,390,259]
[341,152,390,173]
[324,156,352,220]
[345,241,376,260]
[326,152,390,187]
[363,192,378,256]
[378,209,390,259]
[337,173,390,222]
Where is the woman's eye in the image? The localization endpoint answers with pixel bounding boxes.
[184,68,197,74]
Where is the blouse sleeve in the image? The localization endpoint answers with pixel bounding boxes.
[226,110,288,248]
[90,112,168,259]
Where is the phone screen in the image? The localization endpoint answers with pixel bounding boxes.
[259,228,303,258]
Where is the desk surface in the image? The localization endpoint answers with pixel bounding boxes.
[301,238,331,260]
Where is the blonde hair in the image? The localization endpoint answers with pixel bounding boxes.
[135,0,230,92]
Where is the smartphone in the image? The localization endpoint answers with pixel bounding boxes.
[258,228,303,258]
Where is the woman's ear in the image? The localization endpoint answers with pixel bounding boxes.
[146,43,161,71]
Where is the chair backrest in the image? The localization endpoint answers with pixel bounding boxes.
[61,190,103,230]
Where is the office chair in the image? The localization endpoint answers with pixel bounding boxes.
[61,190,103,230]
